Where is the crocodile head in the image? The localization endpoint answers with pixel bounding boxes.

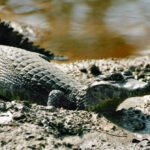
[84,78,150,112]
[85,81,123,112]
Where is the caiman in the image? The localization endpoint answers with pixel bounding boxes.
[0,21,149,111]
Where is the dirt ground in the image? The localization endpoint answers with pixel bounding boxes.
[0,56,150,150]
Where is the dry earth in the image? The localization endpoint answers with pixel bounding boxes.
[0,55,150,150]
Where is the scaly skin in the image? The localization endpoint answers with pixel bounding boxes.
[0,45,88,109]
[0,45,150,111]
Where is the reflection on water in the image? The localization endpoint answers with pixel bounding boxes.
[0,0,149,61]
[105,0,150,55]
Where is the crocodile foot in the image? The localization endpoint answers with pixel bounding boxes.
[47,90,77,110]
[47,90,65,107]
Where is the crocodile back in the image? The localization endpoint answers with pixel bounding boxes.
[0,45,83,105]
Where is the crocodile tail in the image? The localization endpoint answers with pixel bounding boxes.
[0,20,54,60]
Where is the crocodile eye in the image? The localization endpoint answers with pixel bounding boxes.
[91,87,100,98]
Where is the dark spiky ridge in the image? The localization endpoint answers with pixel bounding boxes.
[0,20,54,60]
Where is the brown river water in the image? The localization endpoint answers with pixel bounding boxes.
[0,0,150,62]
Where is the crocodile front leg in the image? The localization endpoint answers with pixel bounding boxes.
[47,90,77,110]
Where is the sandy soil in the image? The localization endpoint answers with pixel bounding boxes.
[0,56,150,150]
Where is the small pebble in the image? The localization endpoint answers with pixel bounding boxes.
[90,64,101,76]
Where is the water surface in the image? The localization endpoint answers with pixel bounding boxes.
[0,0,150,61]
